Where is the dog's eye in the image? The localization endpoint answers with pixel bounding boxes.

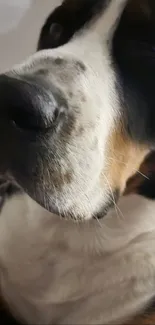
[49,23,63,41]
[37,4,77,51]
[38,22,66,51]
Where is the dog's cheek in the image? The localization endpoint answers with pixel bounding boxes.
[104,125,149,195]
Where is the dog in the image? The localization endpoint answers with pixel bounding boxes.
[1,0,155,324]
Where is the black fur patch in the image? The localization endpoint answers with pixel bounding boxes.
[138,175,155,199]
[38,0,111,50]
[0,309,21,325]
[113,1,155,146]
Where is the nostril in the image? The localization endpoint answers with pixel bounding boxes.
[8,93,55,132]
[9,106,46,132]
[0,75,67,132]
[10,104,61,132]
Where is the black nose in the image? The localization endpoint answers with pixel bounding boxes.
[0,74,67,132]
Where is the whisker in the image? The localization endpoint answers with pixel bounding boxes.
[102,174,125,221]
[94,215,103,229]
[108,156,150,180]
[137,171,149,180]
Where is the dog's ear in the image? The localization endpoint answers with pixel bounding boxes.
[114,0,155,147]
[123,0,155,200]
[125,151,155,199]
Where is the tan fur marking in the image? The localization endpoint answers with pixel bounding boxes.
[105,125,149,193]
[124,313,155,325]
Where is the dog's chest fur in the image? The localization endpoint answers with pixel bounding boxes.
[0,194,155,324]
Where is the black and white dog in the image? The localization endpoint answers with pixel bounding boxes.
[1,0,155,324]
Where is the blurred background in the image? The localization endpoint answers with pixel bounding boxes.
[0,0,61,71]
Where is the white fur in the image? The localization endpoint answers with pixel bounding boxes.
[1,1,154,324]
[0,193,155,324]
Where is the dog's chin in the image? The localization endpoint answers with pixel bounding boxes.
[0,171,120,221]
[30,196,120,222]
[16,177,121,221]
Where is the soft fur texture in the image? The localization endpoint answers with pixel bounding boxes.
[0,0,155,324]
[1,193,155,325]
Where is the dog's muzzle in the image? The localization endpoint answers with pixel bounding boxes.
[0,74,68,193]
